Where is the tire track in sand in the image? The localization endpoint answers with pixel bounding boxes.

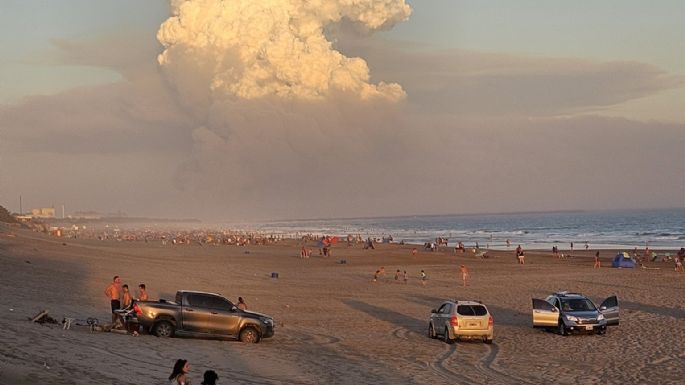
[472,342,535,385]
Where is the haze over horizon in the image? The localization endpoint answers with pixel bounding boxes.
[2,0,684,221]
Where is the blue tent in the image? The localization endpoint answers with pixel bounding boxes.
[612,252,636,268]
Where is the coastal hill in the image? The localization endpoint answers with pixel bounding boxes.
[0,205,18,224]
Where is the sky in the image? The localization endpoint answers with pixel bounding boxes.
[1,0,684,221]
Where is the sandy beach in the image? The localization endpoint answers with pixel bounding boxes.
[1,227,683,385]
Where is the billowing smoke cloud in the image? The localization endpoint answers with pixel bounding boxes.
[3,1,683,220]
[157,0,411,102]
[154,0,414,216]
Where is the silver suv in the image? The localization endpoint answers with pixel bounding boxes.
[532,291,619,335]
[428,300,494,344]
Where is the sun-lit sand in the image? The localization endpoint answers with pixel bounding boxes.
[1,228,683,384]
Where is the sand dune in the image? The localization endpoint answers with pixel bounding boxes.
[1,228,683,384]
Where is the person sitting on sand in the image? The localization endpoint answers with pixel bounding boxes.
[122,284,132,309]
[201,370,218,385]
[420,270,427,286]
[373,270,380,282]
[104,275,122,324]
[394,269,401,280]
[138,283,149,301]
[237,296,247,310]
[516,246,525,265]
[169,359,191,385]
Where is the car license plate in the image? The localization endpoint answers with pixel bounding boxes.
[585,325,593,331]
[469,322,478,327]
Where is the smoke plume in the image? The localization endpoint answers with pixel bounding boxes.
[157,0,411,102]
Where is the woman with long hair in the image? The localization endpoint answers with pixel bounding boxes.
[169,359,191,385]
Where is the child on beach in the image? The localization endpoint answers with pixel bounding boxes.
[459,265,469,287]
[675,254,683,272]
[237,296,247,310]
[403,270,408,284]
[122,284,132,309]
[412,248,417,255]
[138,283,149,301]
[394,269,401,280]
[201,370,219,385]
[594,252,601,269]
[420,270,427,286]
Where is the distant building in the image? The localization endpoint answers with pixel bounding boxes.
[70,211,103,219]
[31,208,55,218]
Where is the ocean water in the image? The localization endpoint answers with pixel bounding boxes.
[250,208,685,250]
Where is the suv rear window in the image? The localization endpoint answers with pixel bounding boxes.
[457,305,487,316]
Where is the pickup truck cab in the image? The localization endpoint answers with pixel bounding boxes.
[133,290,274,343]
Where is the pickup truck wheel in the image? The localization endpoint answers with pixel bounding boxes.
[239,326,260,343]
[153,321,174,338]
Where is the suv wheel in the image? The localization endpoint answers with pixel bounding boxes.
[239,326,261,343]
[443,328,454,344]
[428,323,437,339]
[557,322,567,336]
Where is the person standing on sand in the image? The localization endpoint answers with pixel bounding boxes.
[169,359,191,385]
[373,270,380,282]
[594,251,601,269]
[237,297,247,310]
[394,269,401,281]
[122,284,132,309]
[459,264,469,287]
[104,275,122,323]
[570,242,574,251]
[403,270,408,284]
[676,248,685,272]
[138,284,149,301]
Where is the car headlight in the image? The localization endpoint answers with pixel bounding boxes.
[597,314,605,321]
[565,315,579,322]
[260,317,273,325]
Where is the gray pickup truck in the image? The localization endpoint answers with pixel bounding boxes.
[132,290,274,343]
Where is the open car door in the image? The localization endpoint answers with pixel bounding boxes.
[532,298,559,328]
[599,295,619,326]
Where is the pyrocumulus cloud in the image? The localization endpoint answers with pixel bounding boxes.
[157,0,411,101]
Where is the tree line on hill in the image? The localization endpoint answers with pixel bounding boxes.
[0,205,19,223]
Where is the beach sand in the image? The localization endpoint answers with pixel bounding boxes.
[1,228,683,384]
